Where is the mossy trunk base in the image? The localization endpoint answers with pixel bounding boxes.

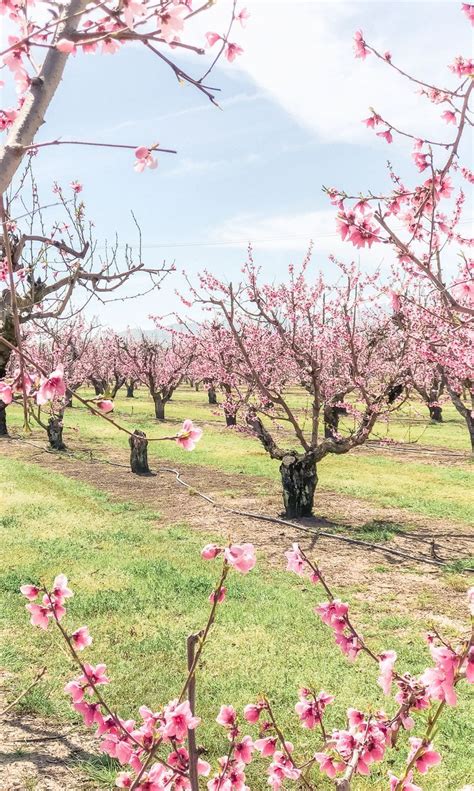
[280,454,317,518]
[129,429,150,474]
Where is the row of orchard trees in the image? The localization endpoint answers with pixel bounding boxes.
[4,251,472,518]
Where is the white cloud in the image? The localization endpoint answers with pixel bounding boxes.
[203,1,471,146]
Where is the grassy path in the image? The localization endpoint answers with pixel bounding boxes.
[1,454,473,789]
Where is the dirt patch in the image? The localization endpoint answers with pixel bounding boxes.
[0,672,98,791]
[3,436,473,623]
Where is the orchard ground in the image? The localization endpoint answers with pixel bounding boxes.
[0,386,473,790]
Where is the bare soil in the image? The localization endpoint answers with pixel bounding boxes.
[0,672,98,791]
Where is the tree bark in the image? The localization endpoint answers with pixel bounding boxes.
[47,417,66,451]
[0,0,90,194]
[225,412,237,427]
[279,453,317,518]
[0,404,7,437]
[208,386,217,405]
[154,395,165,420]
[126,381,135,398]
[129,429,151,474]
[428,405,443,422]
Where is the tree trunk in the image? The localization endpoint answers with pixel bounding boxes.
[194,382,200,392]
[126,382,135,398]
[129,429,151,474]
[154,395,165,421]
[47,417,66,450]
[208,386,217,405]
[428,405,443,422]
[279,453,317,518]
[65,389,74,408]
[225,412,237,427]
[324,405,340,438]
[0,404,7,437]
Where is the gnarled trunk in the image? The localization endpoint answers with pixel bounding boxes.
[208,386,217,405]
[428,405,443,422]
[0,404,7,437]
[279,453,317,518]
[47,417,66,450]
[154,395,165,421]
[225,412,237,427]
[129,429,150,474]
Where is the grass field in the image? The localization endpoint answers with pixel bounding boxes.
[2,388,474,788]
[7,385,474,526]
[1,455,473,789]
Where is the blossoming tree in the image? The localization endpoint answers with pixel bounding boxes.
[187,253,409,518]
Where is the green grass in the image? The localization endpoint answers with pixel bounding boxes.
[0,457,473,789]
[7,385,474,525]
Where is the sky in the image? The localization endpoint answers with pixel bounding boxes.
[1,0,472,330]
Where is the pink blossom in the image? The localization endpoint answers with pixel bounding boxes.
[26,603,51,629]
[0,382,13,404]
[449,56,474,77]
[52,574,73,602]
[115,771,133,788]
[56,38,76,53]
[36,366,66,405]
[160,5,187,43]
[224,543,256,573]
[408,737,441,774]
[74,700,103,727]
[235,7,250,27]
[462,3,474,25]
[441,110,456,125]
[20,584,40,601]
[71,626,93,651]
[64,680,85,703]
[389,291,402,313]
[377,128,393,144]
[96,399,114,413]
[205,32,221,47]
[285,543,306,575]
[420,646,458,706]
[363,113,381,128]
[314,752,344,779]
[243,703,263,723]
[122,0,147,28]
[201,543,220,559]
[234,735,254,764]
[388,772,421,791]
[353,30,369,59]
[161,699,200,742]
[225,43,243,62]
[176,419,203,450]
[12,369,33,395]
[216,704,236,728]
[134,146,158,173]
[295,690,334,728]
[209,586,226,604]
[378,650,397,695]
[451,280,474,305]
[70,180,83,193]
[254,736,278,756]
[412,152,430,172]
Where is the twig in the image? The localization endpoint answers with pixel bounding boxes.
[0,667,47,716]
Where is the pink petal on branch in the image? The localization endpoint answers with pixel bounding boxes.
[20,584,40,600]
[461,4,474,25]
[205,32,221,47]
[0,382,13,404]
[71,626,93,651]
[36,366,66,405]
[176,419,203,450]
[56,39,77,54]
[225,42,243,62]
[224,543,256,573]
[96,399,114,413]
[26,603,51,629]
[441,110,456,124]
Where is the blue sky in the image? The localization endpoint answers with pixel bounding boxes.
[2,1,472,329]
